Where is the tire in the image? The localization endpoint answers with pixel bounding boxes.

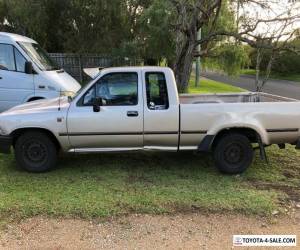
[14,131,58,173]
[213,133,253,174]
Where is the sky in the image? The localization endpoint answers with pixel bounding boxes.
[239,0,300,38]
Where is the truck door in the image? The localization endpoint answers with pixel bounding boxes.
[143,71,180,150]
[67,71,144,150]
[0,44,34,112]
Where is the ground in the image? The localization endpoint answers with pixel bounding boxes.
[1,145,300,224]
[202,71,300,100]
[0,213,299,250]
[241,69,300,83]
[0,78,299,249]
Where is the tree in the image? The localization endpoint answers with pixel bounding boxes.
[1,0,299,93]
[168,0,300,92]
[136,0,175,65]
[0,0,134,53]
[253,29,300,91]
[168,1,216,92]
[235,0,300,91]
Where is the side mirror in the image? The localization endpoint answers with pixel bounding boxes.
[149,102,155,110]
[25,61,33,74]
[92,97,103,112]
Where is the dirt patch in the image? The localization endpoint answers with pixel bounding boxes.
[0,213,299,250]
[249,181,300,203]
[283,169,300,179]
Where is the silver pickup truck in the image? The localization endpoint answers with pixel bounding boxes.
[0,67,300,174]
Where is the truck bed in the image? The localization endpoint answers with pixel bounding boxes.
[179,92,298,104]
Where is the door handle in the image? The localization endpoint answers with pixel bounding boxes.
[0,76,2,79]
[127,111,138,117]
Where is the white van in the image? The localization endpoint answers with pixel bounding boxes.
[0,32,81,112]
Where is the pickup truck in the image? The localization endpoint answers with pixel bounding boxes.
[0,66,299,174]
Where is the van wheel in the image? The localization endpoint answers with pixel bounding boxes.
[213,133,253,174]
[15,131,57,173]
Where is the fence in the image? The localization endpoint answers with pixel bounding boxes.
[49,53,144,83]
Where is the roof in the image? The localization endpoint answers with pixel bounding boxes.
[0,32,37,44]
[101,66,172,73]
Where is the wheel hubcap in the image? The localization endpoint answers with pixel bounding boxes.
[224,143,244,164]
[24,141,47,163]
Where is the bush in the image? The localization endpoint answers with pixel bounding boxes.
[203,43,250,76]
[249,38,300,75]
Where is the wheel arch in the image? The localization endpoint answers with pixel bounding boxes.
[199,126,265,152]
[10,127,61,150]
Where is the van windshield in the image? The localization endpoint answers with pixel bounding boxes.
[18,42,60,71]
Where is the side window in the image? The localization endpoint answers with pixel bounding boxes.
[145,72,169,110]
[81,72,138,106]
[0,44,15,71]
[14,48,27,72]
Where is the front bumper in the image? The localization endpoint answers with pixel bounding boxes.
[0,135,12,154]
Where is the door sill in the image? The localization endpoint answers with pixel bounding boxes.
[68,146,179,153]
[69,147,143,153]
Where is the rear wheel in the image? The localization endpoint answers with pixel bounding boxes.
[15,131,58,173]
[213,133,253,174]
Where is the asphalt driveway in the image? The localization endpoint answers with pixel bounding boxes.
[202,71,300,100]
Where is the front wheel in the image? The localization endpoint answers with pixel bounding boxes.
[15,131,58,173]
[213,133,253,174]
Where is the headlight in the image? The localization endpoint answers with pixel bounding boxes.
[60,91,75,97]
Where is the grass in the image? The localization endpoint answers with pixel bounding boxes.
[0,79,298,224]
[0,146,299,224]
[188,77,245,93]
[241,69,300,83]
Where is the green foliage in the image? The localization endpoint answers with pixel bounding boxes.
[0,0,237,67]
[199,0,249,76]
[201,0,236,52]
[204,44,250,76]
[136,0,175,63]
[248,38,300,75]
[0,0,135,53]
[112,0,175,63]
[0,0,174,61]
[241,69,300,82]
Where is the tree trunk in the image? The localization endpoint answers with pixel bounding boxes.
[255,49,261,91]
[173,39,196,93]
[259,52,275,91]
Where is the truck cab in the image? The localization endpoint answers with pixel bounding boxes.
[0,32,81,112]
[66,67,180,151]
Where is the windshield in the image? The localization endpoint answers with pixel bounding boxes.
[71,79,94,101]
[18,42,60,71]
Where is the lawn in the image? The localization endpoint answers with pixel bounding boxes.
[241,69,300,83]
[0,80,299,225]
[0,146,299,224]
[189,77,245,93]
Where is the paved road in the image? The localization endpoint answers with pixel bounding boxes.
[202,71,300,100]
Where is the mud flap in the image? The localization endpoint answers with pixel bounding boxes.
[256,133,268,163]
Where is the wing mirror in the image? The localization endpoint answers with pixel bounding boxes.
[92,97,103,112]
[149,102,156,110]
[25,61,33,74]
